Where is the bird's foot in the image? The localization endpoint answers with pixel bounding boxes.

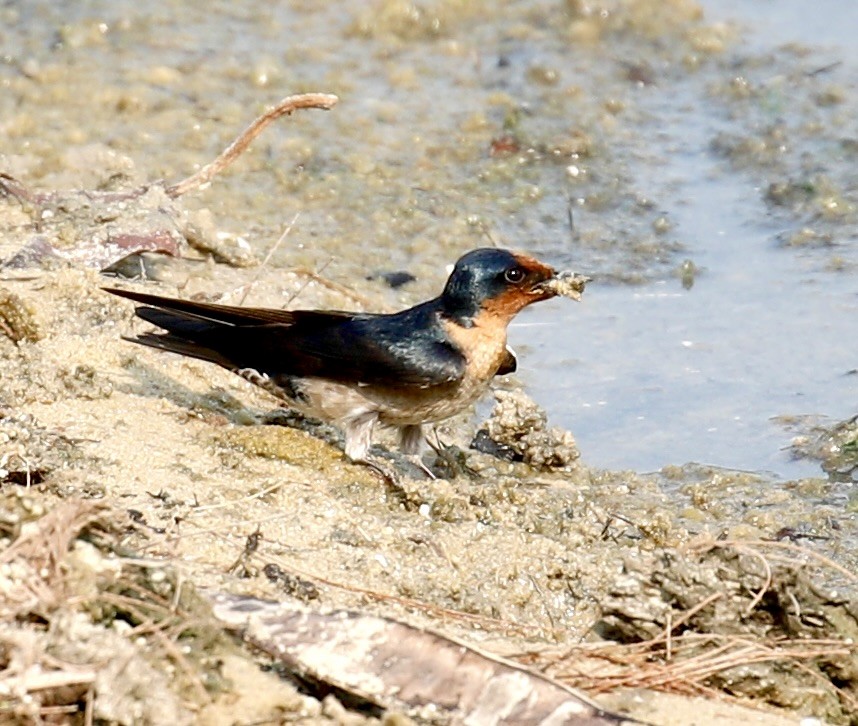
[406,454,437,480]
[425,436,479,480]
[356,455,412,504]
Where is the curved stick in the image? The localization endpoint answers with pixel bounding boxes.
[166,93,338,198]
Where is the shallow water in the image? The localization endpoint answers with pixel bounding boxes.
[709,0,858,59]
[523,0,858,476]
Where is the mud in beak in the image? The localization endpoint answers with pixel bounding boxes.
[533,270,592,301]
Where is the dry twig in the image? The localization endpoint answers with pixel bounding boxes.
[513,540,858,716]
[166,93,338,198]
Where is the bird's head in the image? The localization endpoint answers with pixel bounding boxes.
[440,248,560,325]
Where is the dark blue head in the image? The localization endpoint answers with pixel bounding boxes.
[440,248,557,324]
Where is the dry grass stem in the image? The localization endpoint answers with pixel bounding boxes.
[540,634,855,696]
[288,264,376,308]
[190,480,287,513]
[694,538,857,583]
[0,500,105,616]
[237,213,301,305]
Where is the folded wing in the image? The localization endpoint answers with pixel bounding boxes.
[105,288,465,389]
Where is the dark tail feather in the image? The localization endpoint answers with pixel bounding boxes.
[134,305,221,338]
[125,332,235,369]
[103,286,300,326]
[123,305,237,369]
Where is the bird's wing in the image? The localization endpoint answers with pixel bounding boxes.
[497,346,517,375]
[106,288,466,388]
[242,312,466,388]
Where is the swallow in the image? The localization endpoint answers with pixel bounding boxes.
[105,248,585,469]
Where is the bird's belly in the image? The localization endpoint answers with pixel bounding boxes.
[372,352,507,425]
[280,378,377,424]
[269,375,493,428]
[372,377,492,425]
[368,332,509,425]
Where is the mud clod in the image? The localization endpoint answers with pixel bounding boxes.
[0,412,80,487]
[0,288,42,344]
[786,414,858,483]
[478,389,580,470]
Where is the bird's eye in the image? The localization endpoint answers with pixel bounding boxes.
[504,267,525,284]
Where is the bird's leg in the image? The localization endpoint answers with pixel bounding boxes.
[343,410,378,462]
[427,426,444,454]
[398,424,436,480]
[342,412,406,494]
[398,424,423,455]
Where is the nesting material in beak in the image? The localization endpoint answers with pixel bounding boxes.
[538,270,591,301]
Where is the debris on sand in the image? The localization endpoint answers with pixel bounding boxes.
[527,539,858,724]
[0,412,80,486]
[209,592,640,725]
[474,389,580,469]
[0,288,41,344]
[0,94,338,273]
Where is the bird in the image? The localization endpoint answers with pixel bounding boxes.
[105,248,579,471]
